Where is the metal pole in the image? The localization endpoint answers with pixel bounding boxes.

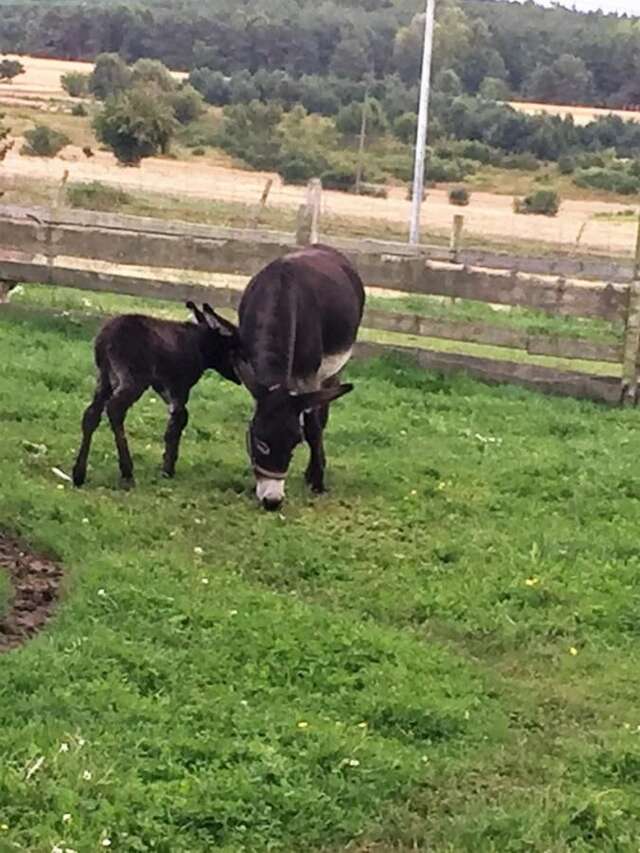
[409,0,436,246]
[355,84,369,195]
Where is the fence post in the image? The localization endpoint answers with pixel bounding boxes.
[250,178,273,228]
[296,179,322,246]
[621,218,640,405]
[450,214,464,262]
[0,281,15,304]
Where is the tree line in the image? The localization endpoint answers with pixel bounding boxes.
[2,0,640,108]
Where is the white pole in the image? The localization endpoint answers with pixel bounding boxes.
[409,0,436,246]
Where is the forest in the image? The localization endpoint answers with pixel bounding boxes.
[1,0,640,109]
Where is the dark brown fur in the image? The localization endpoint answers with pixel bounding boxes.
[72,304,239,487]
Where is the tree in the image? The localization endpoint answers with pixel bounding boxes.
[61,71,89,98]
[479,77,511,101]
[89,53,132,101]
[93,85,176,165]
[170,85,205,125]
[336,99,388,137]
[330,32,372,81]
[215,100,283,170]
[526,54,593,105]
[21,125,70,157]
[393,112,417,145]
[131,58,175,93]
[0,59,24,83]
[189,68,231,106]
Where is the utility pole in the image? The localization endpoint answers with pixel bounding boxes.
[355,78,371,195]
[409,0,436,246]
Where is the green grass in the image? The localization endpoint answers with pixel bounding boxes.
[2,295,640,851]
[0,565,10,614]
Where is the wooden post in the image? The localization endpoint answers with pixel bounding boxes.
[296,203,313,246]
[621,215,640,405]
[450,214,464,261]
[250,178,273,227]
[55,169,69,211]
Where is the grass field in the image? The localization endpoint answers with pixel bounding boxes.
[2,289,640,851]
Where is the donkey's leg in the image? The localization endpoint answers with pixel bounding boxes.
[72,373,112,487]
[303,404,330,494]
[106,382,145,487]
[161,392,190,478]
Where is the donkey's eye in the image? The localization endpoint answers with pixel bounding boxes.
[256,439,270,456]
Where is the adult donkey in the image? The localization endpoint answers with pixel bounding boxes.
[206,244,365,510]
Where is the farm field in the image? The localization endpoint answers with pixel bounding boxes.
[2,286,640,850]
[508,100,640,126]
[1,57,640,257]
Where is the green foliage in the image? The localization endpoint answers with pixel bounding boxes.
[449,186,470,206]
[573,167,640,195]
[392,112,417,145]
[428,155,476,183]
[20,125,69,158]
[93,85,177,165]
[514,189,560,216]
[479,76,511,101]
[130,58,175,93]
[336,99,388,137]
[61,71,89,98]
[89,53,132,101]
[558,154,576,175]
[169,84,205,125]
[66,181,133,211]
[215,100,283,170]
[526,54,593,105]
[189,68,231,106]
[71,102,88,117]
[0,58,24,83]
[321,160,359,191]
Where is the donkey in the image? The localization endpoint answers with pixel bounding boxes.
[205,244,365,510]
[72,302,240,488]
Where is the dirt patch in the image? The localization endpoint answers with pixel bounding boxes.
[0,534,63,652]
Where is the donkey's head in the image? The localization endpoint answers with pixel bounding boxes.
[240,376,353,511]
[187,302,241,385]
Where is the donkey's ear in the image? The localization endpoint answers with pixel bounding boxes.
[292,383,354,413]
[186,301,206,324]
[202,303,238,338]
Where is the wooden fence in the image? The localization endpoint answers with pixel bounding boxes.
[0,198,638,406]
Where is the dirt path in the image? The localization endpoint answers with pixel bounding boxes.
[2,143,636,255]
[0,534,63,652]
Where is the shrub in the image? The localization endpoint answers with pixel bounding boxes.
[61,71,89,98]
[93,85,176,165]
[321,162,358,191]
[189,68,231,106]
[427,157,475,183]
[336,99,388,136]
[392,112,417,145]
[573,167,640,195]
[356,183,388,199]
[502,152,540,171]
[89,53,132,100]
[192,146,206,156]
[71,102,88,117]
[449,187,470,206]
[0,59,24,83]
[514,189,560,216]
[170,85,205,125]
[66,181,132,211]
[279,152,327,185]
[558,154,576,175]
[131,59,175,93]
[21,125,70,157]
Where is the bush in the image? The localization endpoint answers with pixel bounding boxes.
[392,112,417,145]
[170,85,205,125]
[66,181,132,211]
[514,189,560,216]
[192,147,206,156]
[93,85,177,165]
[189,68,231,106]
[356,183,388,199]
[558,154,576,175]
[0,59,24,83]
[279,152,327,185]
[131,59,175,93]
[20,125,70,157]
[321,162,358,191]
[336,99,388,136]
[502,152,541,171]
[449,187,470,206]
[71,102,88,117]
[573,167,640,195]
[89,53,132,100]
[61,71,89,98]
[427,156,475,183]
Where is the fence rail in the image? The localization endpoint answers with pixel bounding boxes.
[1,197,638,405]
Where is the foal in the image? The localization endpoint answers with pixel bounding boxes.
[72,302,239,487]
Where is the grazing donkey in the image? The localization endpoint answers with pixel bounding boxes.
[204,244,365,510]
[72,302,240,487]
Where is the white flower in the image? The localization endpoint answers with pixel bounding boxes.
[51,845,64,853]
[59,743,69,753]
[97,589,106,597]
[77,737,86,748]
[229,609,238,616]
[82,770,92,781]
[193,547,203,556]
[201,578,209,585]
[62,814,72,824]
[82,518,89,525]
[101,839,111,848]
[347,758,360,767]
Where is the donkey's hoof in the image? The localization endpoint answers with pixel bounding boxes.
[120,475,135,490]
[161,469,175,480]
[72,469,86,488]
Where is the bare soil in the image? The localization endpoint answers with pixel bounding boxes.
[0,534,63,652]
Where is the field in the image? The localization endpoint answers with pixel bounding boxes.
[2,285,640,850]
[1,57,640,257]
[508,101,640,126]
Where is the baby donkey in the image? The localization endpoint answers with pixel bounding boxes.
[72,302,239,487]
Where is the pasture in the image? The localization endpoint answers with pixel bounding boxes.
[2,286,640,851]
